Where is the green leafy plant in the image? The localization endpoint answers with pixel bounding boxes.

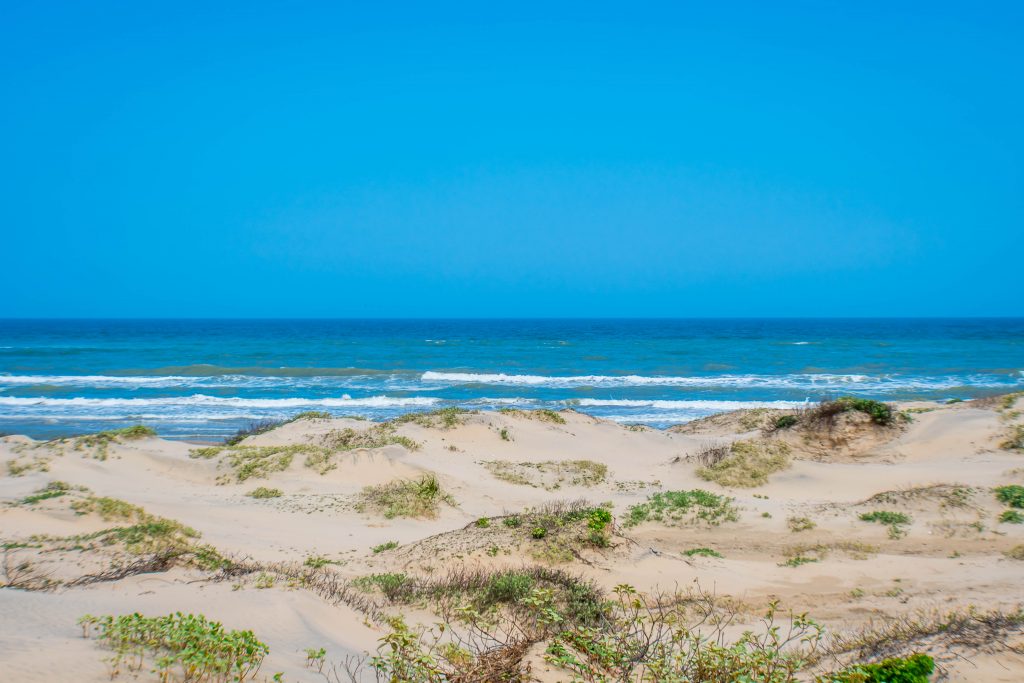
[822,653,935,682]
[682,547,723,558]
[78,612,268,682]
[994,485,1024,508]
[859,510,912,538]
[372,540,400,553]
[1000,509,1024,524]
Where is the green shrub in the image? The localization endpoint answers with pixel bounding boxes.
[503,515,522,528]
[994,485,1024,508]
[807,397,898,427]
[352,572,412,600]
[682,547,722,558]
[475,517,491,528]
[372,540,399,553]
[823,653,934,682]
[1000,509,1024,524]
[531,526,547,539]
[773,414,799,430]
[484,572,534,604]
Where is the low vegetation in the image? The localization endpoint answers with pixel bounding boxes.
[371,540,399,553]
[246,487,282,499]
[224,411,333,446]
[389,407,474,429]
[357,474,455,519]
[787,516,816,533]
[1003,425,1024,451]
[71,425,157,460]
[803,397,902,428]
[682,547,723,558]
[696,439,791,488]
[482,459,608,490]
[497,407,567,424]
[79,612,268,682]
[623,489,739,528]
[859,510,912,538]
[994,484,1024,508]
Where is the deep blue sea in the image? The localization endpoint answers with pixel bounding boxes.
[1,319,1022,441]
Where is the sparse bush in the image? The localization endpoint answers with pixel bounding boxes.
[372,541,399,553]
[624,489,739,528]
[20,481,71,505]
[503,515,522,528]
[475,517,491,528]
[787,516,816,533]
[246,487,282,499]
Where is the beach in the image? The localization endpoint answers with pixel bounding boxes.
[2,396,1023,680]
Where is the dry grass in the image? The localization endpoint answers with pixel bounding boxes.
[696,439,791,488]
[497,408,567,424]
[356,474,455,519]
[482,459,608,490]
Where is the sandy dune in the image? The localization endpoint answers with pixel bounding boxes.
[2,396,1024,681]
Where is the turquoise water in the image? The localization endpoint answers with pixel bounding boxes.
[1,319,1021,440]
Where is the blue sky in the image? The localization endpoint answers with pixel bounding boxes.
[2,2,1021,317]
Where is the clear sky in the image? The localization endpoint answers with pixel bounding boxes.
[2,2,1021,317]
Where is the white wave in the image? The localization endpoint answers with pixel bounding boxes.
[0,395,439,409]
[571,398,806,410]
[421,371,1018,390]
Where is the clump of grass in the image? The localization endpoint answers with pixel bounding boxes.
[787,516,816,532]
[246,487,282,499]
[624,490,739,528]
[482,459,608,490]
[72,425,157,460]
[682,547,722,558]
[357,474,455,519]
[196,445,310,482]
[389,407,474,429]
[1006,545,1024,560]
[999,510,1024,524]
[696,439,790,488]
[860,510,912,538]
[320,424,420,452]
[498,408,567,424]
[78,612,268,682]
[291,410,332,421]
[20,481,72,505]
[352,572,413,600]
[371,540,399,553]
[499,428,512,441]
[780,555,819,568]
[994,484,1024,508]
[1002,425,1024,452]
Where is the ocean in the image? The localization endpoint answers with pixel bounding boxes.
[1,318,1021,441]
